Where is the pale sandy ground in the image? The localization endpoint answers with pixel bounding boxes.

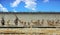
[0,14,60,35]
[0,28,60,35]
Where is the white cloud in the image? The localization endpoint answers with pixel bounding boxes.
[43,0,49,2]
[24,0,37,10]
[0,4,8,12]
[10,0,22,7]
[11,0,37,10]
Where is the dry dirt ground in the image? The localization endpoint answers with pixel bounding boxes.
[0,28,60,35]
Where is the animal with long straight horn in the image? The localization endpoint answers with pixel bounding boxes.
[14,15,19,25]
[7,20,10,26]
[1,17,5,26]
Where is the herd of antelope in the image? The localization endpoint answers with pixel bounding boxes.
[0,15,60,27]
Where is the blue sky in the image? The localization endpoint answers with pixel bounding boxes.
[0,0,60,12]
